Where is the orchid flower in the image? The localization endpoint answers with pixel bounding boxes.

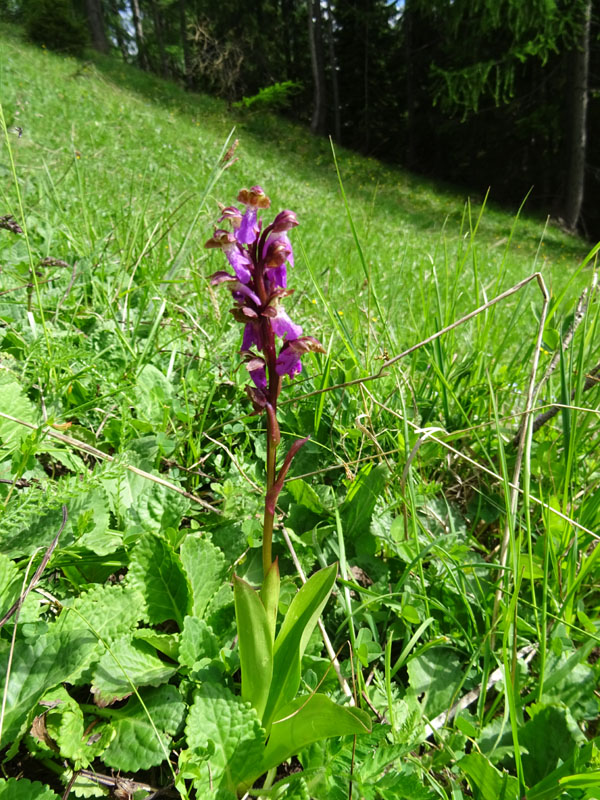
[206,186,324,577]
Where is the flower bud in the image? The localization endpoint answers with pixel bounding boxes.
[271,210,298,233]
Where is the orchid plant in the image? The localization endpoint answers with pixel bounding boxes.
[204,187,371,795]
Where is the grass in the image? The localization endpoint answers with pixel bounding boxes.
[0,22,599,800]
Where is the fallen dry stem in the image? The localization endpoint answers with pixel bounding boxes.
[0,411,220,514]
[0,505,67,628]
[362,387,599,541]
[492,273,549,640]
[280,272,551,408]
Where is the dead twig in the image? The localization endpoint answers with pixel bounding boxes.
[425,644,537,737]
[511,274,598,446]
[518,359,600,441]
[0,505,67,628]
[280,272,553,409]
[0,411,221,514]
[492,274,549,643]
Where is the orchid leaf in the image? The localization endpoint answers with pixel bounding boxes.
[260,558,280,643]
[91,636,177,706]
[180,534,227,619]
[233,575,273,719]
[127,532,188,628]
[262,563,337,729]
[261,693,372,774]
[102,685,185,771]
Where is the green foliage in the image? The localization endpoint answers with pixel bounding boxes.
[234,81,303,112]
[0,779,60,799]
[101,685,185,771]
[24,0,86,55]
[180,683,266,796]
[0,24,598,800]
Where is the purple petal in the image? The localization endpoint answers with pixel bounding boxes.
[248,362,267,389]
[265,264,287,289]
[262,232,294,269]
[276,345,302,379]
[209,270,236,285]
[242,322,262,351]
[237,207,258,245]
[271,308,302,341]
[233,282,261,306]
[218,206,243,228]
[224,244,253,283]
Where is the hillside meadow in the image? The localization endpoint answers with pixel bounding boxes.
[0,23,599,800]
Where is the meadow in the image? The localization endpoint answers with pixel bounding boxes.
[0,23,599,800]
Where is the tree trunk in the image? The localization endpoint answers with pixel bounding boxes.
[130,0,149,70]
[179,0,193,88]
[308,0,327,135]
[404,0,417,169]
[149,0,169,77]
[281,0,295,77]
[325,0,341,141]
[85,0,109,53]
[562,0,591,232]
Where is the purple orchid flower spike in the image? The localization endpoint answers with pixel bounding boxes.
[206,186,325,577]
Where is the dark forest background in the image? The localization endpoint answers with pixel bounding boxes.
[4,0,599,238]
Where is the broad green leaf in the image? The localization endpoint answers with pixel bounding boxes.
[179,616,219,669]
[133,629,180,661]
[407,647,464,717]
[0,630,97,751]
[460,753,520,800]
[287,478,327,514]
[102,465,189,536]
[42,687,114,768]
[526,737,599,800]
[340,464,388,538]
[519,703,585,787]
[180,534,227,618]
[0,778,60,799]
[131,480,190,535]
[63,772,109,798]
[234,575,273,719]
[91,636,177,706]
[0,552,21,620]
[59,584,144,644]
[183,683,265,794]
[127,532,189,627]
[0,377,37,451]
[1,484,112,559]
[67,486,114,555]
[262,564,337,729]
[134,364,173,425]
[102,685,185,771]
[261,694,372,775]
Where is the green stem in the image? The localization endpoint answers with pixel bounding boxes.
[262,423,277,577]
